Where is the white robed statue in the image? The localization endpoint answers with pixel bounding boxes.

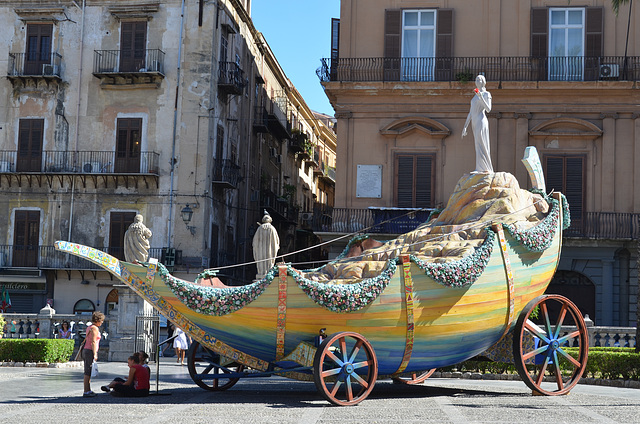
[123,214,152,263]
[462,74,494,173]
[252,211,280,280]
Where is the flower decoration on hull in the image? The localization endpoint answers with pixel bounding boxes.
[156,262,277,316]
[290,261,398,313]
[411,229,495,288]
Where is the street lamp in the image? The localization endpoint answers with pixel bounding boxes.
[181,204,196,235]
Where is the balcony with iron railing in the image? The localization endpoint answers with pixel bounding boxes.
[318,56,640,83]
[309,208,640,239]
[318,162,336,184]
[211,158,242,189]
[253,105,269,133]
[7,52,63,81]
[218,61,246,95]
[0,245,165,270]
[267,93,291,141]
[0,150,160,175]
[93,49,165,85]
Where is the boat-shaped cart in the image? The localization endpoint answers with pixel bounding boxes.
[55,188,589,405]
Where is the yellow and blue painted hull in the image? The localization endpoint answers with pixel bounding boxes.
[55,206,562,378]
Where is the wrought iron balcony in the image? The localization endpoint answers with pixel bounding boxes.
[211,158,242,189]
[565,213,640,240]
[93,49,165,85]
[0,245,164,269]
[318,56,640,83]
[309,207,433,234]
[218,61,246,95]
[253,105,269,133]
[7,52,62,84]
[288,131,308,154]
[319,162,336,184]
[0,150,160,175]
[267,93,290,141]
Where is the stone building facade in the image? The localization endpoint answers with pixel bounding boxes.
[0,0,336,331]
[317,0,638,326]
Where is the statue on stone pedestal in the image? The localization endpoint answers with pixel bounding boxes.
[252,211,280,280]
[124,214,152,263]
[462,74,494,173]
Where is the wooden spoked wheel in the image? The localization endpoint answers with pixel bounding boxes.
[313,331,378,406]
[187,341,245,391]
[392,369,436,385]
[513,294,589,396]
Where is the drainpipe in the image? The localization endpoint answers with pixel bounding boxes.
[167,0,186,246]
[68,0,85,241]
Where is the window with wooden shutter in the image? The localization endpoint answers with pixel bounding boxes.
[435,9,453,81]
[13,210,40,267]
[17,119,44,172]
[109,211,136,260]
[395,154,434,208]
[330,18,340,80]
[115,118,142,173]
[25,24,52,75]
[584,7,603,80]
[383,9,402,80]
[544,154,585,231]
[120,21,147,72]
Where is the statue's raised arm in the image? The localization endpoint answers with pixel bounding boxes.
[461,74,494,173]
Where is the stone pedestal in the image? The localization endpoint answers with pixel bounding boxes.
[38,304,55,340]
[107,287,154,361]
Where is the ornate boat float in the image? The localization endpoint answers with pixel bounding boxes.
[56,155,589,405]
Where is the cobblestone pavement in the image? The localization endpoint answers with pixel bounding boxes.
[1,358,639,424]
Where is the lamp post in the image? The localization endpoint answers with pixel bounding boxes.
[180,204,196,235]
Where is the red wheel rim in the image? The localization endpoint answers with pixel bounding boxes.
[392,369,436,385]
[187,341,244,391]
[513,295,589,395]
[313,332,378,406]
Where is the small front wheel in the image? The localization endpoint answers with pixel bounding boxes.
[313,331,378,406]
[392,369,436,385]
[513,294,589,395]
[187,341,245,391]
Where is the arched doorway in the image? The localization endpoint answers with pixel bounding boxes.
[105,289,119,315]
[545,270,596,321]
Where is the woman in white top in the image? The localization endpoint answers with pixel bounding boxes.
[172,326,190,365]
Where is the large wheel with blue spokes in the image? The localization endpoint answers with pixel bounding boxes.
[187,341,244,391]
[313,331,378,406]
[513,295,589,395]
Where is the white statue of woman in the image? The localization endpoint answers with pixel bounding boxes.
[123,214,152,263]
[252,211,280,280]
[462,74,494,173]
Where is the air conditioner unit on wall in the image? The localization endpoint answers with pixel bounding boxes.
[301,212,313,221]
[600,64,619,79]
[82,161,102,173]
[42,64,59,76]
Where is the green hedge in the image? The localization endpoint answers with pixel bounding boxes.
[564,347,640,381]
[443,347,640,381]
[0,339,75,363]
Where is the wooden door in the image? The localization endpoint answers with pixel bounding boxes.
[120,21,147,72]
[17,119,44,172]
[109,212,136,260]
[115,118,142,173]
[25,24,52,75]
[13,210,40,267]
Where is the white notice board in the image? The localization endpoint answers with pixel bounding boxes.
[356,165,382,198]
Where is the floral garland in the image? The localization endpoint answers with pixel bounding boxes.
[410,229,495,288]
[503,194,564,252]
[529,189,571,230]
[289,260,398,313]
[154,261,278,316]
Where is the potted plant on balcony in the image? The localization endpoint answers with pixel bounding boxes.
[455,68,474,83]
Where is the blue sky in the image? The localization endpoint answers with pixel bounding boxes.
[251,1,340,116]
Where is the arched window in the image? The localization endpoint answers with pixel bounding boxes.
[73,299,95,314]
[105,289,119,314]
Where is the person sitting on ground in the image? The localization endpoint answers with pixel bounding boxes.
[101,352,150,397]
